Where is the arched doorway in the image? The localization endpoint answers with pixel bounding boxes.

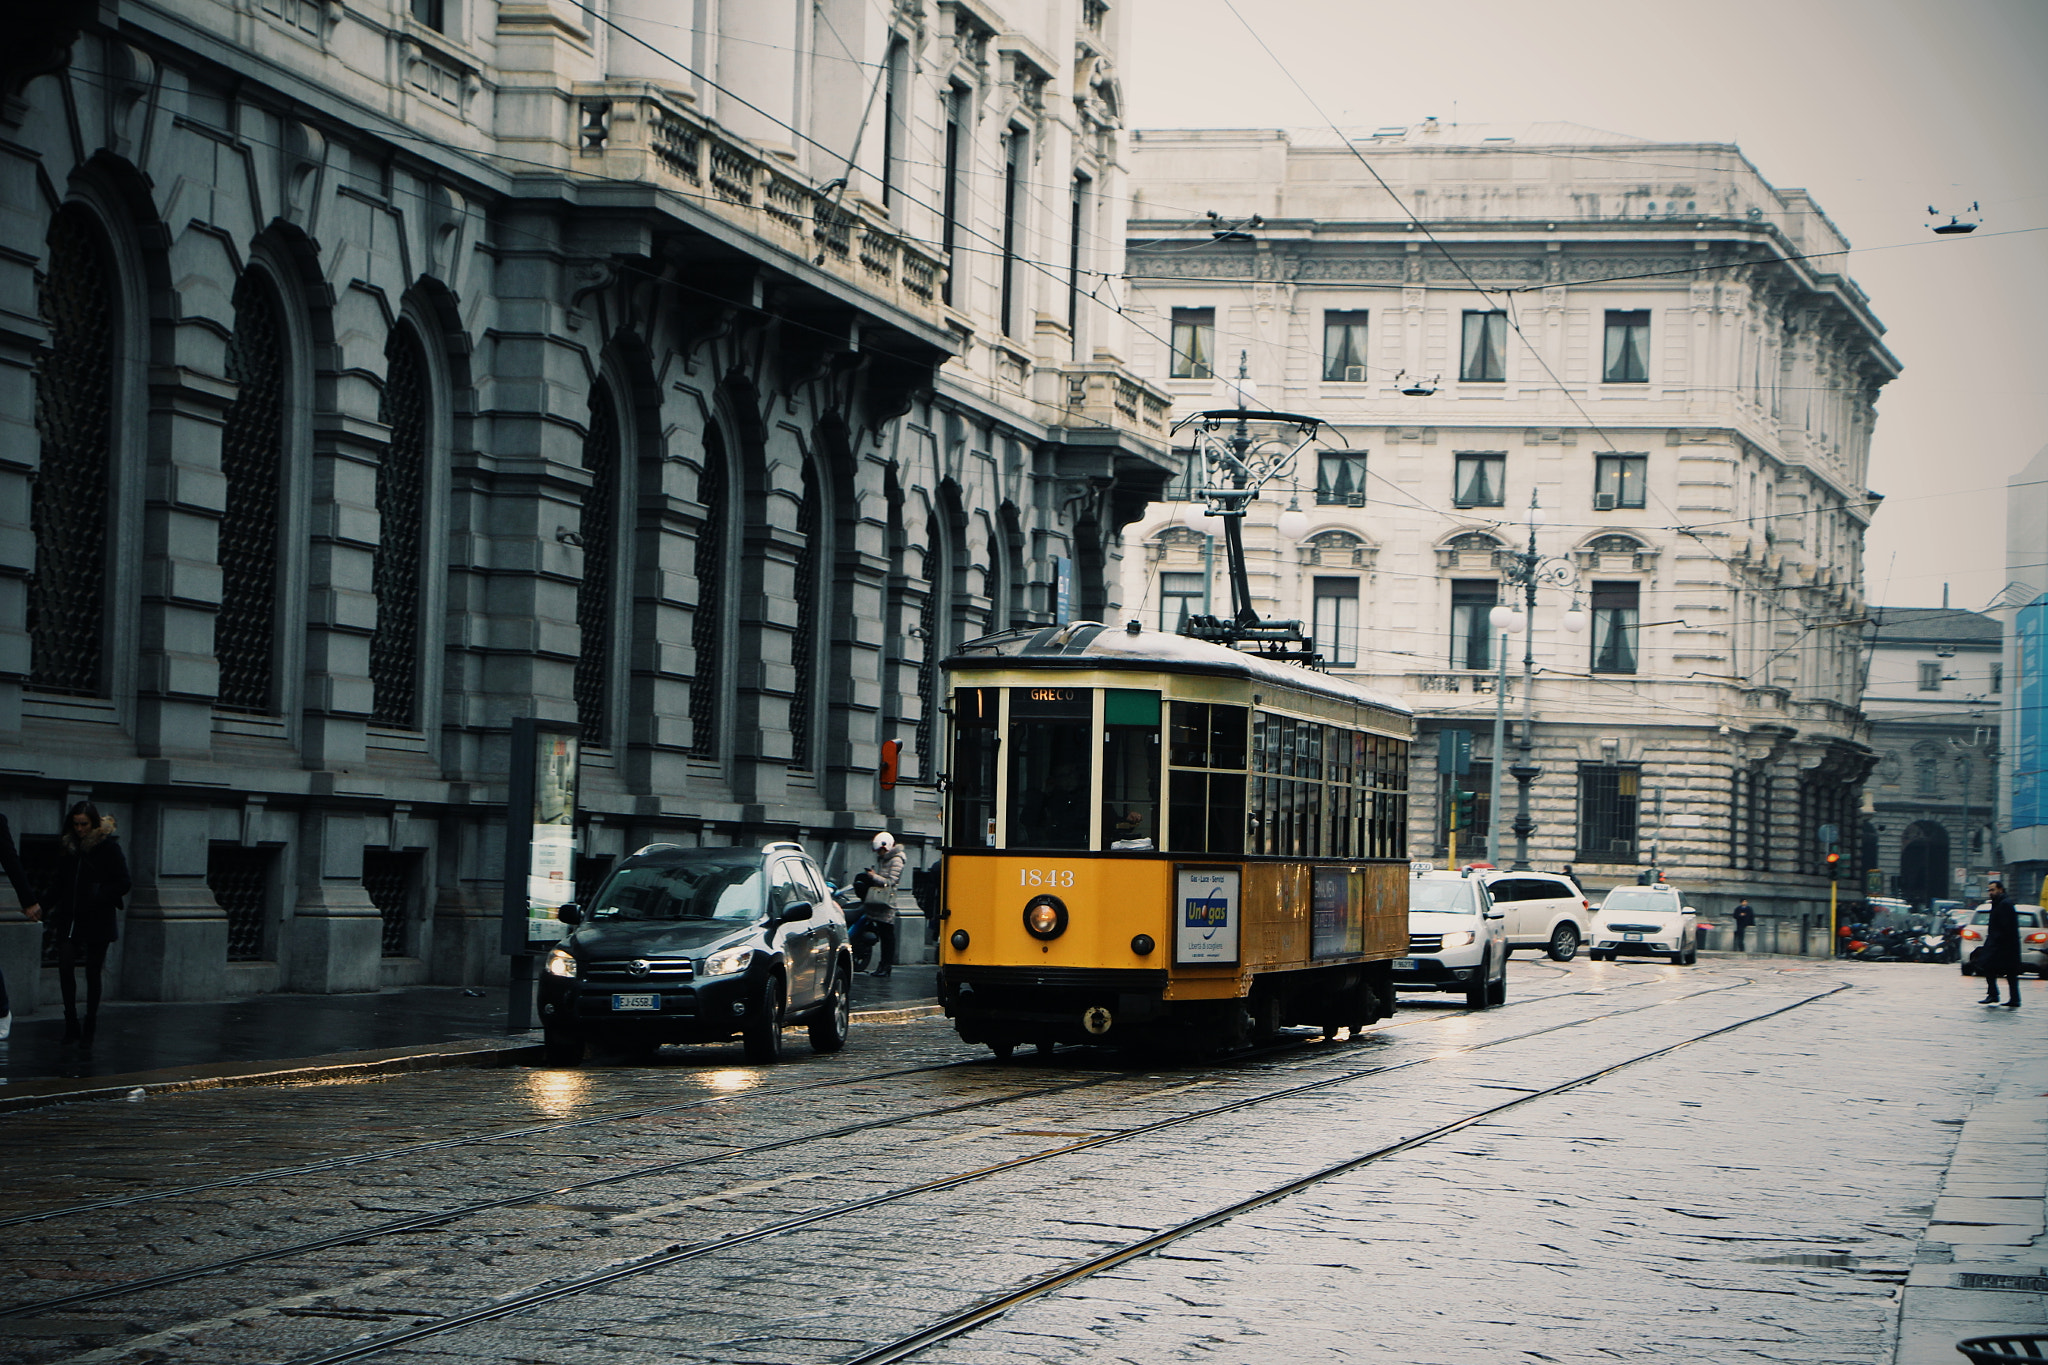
[1898,820,1951,904]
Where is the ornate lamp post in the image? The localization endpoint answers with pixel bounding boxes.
[1489,493,1586,870]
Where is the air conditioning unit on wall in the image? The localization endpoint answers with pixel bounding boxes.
[1343,365,1368,382]
[1594,493,1617,511]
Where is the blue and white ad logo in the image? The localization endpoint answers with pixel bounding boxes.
[1175,868,1240,965]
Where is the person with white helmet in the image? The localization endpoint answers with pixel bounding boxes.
[864,831,905,977]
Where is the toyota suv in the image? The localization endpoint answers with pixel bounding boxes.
[537,842,854,1065]
[1394,871,1509,1008]
[1478,870,1591,961]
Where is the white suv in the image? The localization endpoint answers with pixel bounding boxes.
[1588,883,1698,964]
[1479,870,1591,961]
[1394,872,1509,1009]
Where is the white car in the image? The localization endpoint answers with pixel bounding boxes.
[1478,869,1592,961]
[1588,883,1698,965]
[1394,872,1509,1008]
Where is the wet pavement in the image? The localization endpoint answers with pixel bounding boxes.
[0,962,938,1103]
[0,956,2034,1365]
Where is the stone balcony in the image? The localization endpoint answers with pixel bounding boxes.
[569,81,945,328]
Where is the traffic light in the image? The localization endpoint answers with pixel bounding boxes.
[1451,789,1475,829]
[879,738,901,790]
[1824,848,1841,880]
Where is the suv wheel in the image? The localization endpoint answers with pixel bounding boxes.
[808,964,850,1054]
[1547,924,1580,962]
[1464,955,1492,1011]
[542,1023,584,1066]
[742,977,786,1064]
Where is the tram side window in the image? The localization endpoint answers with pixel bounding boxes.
[1008,687,1093,849]
[949,687,1000,847]
[1102,689,1161,849]
[1167,702,1247,854]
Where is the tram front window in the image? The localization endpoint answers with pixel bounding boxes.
[1009,687,1093,849]
[1102,689,1161,849]
[950,688,1000,847]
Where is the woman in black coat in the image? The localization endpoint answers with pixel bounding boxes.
[41,801,130,1043]
[1977,881,2023,1009]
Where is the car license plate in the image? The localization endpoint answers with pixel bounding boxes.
[1393,958,1415,970]
[1624,933,1643,941]
[611,994,659,1011]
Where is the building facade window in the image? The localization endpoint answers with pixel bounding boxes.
[1000,127,1025,336]
[1312,577,1358,666]
[1594,453,1647,509]
[1169,307,1213,379]
[881,38,907,207]
[1603,309,1650,382]
[1590,580,1640,674]
[1917,661,1941,691]
[940,83,967,306]
[370,325,430,728]
[1578,764,1640,862]
[1450,579,1497,671]
[1161,570,1205,631]
[1460,310,1506,381]
[1453,452,1504,508]
[217,270,290,714]
[28,204,116,697]
[1992,661,2004,693]
[574,384,621,743]
[1321,310,1369,381]
[689,425,728,759]
[410,0,445,31]
[1316,451,1366,505]
[790,459,821,770]
[1068,172,1089,342]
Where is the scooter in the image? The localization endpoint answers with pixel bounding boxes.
[829,879,880,971]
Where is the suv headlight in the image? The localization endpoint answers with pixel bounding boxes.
[704,945,755,977]
[543,947,578,978]
[1440,929,1476,948]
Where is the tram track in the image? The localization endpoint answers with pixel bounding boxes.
[79,973,1793,1365]
[0,962,1663,1235]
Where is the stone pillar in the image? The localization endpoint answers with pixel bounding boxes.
[119,799,230,1001]
[285,805,384,993]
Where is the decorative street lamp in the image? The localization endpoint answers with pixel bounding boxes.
[1490,491,1585,870]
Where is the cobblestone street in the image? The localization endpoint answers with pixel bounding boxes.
[0,956,2038,1365]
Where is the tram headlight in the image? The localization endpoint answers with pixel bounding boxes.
[1022,894,1069,941]
[1439,929,1476,949]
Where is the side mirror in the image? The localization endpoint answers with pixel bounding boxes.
[556,903,583,926]
[778,901,815,924]
[1484,908,1505,919]
[1681,907,1697,916]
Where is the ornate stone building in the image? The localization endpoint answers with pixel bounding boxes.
[0,0,1170,1008]
[1120,122,1895,939]
[1862,608,2001,904]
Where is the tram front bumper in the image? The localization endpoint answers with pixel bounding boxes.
[939,966,1171,1036]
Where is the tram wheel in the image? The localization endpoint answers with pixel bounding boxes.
[988,1039,1016,1062]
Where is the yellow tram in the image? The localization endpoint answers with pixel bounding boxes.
[935,619,1414,1057]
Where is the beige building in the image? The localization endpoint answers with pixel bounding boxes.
[1120,121,1897,938]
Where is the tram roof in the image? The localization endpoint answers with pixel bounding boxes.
[945,622,1412,718]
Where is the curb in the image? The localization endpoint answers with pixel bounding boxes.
[0,1003,946,1114]
[0,1037,544,1115]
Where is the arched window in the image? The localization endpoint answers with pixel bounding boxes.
[1306,531,1368,567]
[1588,534,1644,554]
[217,270,289,713]
[29,204,116,696]
[575,383,622,742]
[789,458,820,770]
[370,325,430,727]
[1447,532,1501,552]
[688,424,728,759]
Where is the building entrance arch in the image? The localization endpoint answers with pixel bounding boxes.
[1898,820,1951,904]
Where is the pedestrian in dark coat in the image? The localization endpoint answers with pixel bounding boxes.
[0,813,45,1038]
[1732,899,1756,952]
[1977,881,2023,1008]
[42,802,130,1044]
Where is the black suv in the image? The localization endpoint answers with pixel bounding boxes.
[537,842,853,1065]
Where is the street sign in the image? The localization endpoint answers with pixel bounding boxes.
[1437,729,1472,775]
[1818,822,1838,847]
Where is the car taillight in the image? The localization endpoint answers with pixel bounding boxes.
[1961,927,1983,940]
[2027,932,2048,944]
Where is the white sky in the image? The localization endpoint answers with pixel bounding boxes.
[1121,0,2048,613]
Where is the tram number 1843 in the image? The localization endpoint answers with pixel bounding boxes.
[1019,868,1077,888]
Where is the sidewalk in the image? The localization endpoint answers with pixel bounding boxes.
[1897,1040,2048,1364]
[0,963,939,1113]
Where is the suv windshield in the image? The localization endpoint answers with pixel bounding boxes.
[1601,888,1678,913]
[1410,879,1479,914]
[589,859,766,923]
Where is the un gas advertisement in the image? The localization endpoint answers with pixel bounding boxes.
[1175,866,1240,966]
